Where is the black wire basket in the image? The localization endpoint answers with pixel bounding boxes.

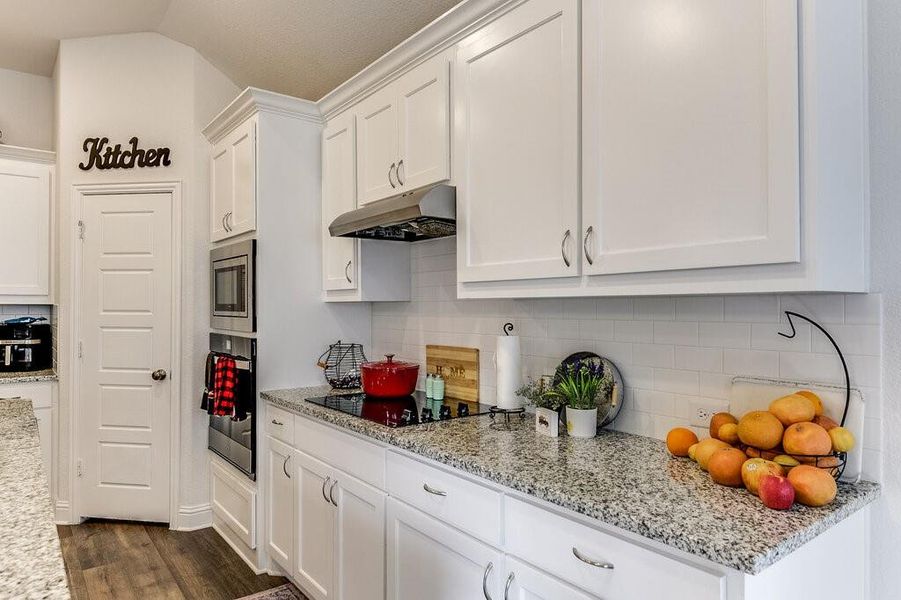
[317,341,367,390]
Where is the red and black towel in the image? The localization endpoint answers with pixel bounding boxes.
[201,353,238,417]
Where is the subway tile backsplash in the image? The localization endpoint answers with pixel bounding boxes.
[371,238,883,481]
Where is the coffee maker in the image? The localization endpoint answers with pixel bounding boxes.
[0,321,52,372]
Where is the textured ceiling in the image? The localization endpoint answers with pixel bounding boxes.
[0,0,461,100]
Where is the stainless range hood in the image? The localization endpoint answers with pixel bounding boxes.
[329,184,455,242]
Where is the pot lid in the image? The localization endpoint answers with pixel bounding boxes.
[363,353,419,370]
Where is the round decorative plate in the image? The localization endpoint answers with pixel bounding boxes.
[553,352,624,427]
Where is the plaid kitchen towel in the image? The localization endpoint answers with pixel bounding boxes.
[211,355,237,417]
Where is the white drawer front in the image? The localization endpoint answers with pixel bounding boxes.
[295,414,386,490]
[0,381,53,408]
[210,458,256,549]
[386,451,502,546]
[266,404,295,445]
[505,497,724,600]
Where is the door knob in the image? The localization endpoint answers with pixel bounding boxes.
[151,369,168,381]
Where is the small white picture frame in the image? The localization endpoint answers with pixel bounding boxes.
[535,407,559,438]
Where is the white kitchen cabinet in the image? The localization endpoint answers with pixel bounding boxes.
[454,0,581,283]
[266,437,294,573]
[209,117,256,242]
[334,472,386,600]
[386,497,503,600]
[322,113,359,292]
[581,0,800,276]
[356,51,451,206]
[503,558,597,600]
[294,451,336,600]
[0,149,53,302]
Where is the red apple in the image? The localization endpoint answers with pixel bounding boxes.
[758,474,795,510]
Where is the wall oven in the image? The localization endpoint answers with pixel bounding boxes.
[211,239,255,333]
[207,332,256,479]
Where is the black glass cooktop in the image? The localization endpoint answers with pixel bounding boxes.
[305,390,492,427]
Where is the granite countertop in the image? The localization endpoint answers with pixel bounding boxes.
[0,369,58,384]
[0,398,70,599]
[263,385,880,575]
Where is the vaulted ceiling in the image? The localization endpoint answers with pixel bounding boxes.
[0,0,460,100]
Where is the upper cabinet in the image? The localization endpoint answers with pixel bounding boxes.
[0,147,54,303]
[322,113,359,292]
[455,0,580,283]
[356,51,451,205]
[210,118,257,242]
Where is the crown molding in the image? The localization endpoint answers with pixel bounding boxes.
[203,87,322,143]
[0,144,56,164]
[317,0,514,120]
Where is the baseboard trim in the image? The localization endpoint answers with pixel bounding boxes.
[212,519,264,575]
[54,500,77,525]
[175,503,213,531]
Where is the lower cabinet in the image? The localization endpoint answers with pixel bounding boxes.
[334,474,385,600]
[386,497,503,600]
[266,438,294,572]
[504,557,597,600]
[295,451,336,600]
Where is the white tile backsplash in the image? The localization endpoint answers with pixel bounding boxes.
[371,240,884,481]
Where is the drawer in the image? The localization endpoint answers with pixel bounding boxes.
[505,497,724,600]
[386,451,502,546]
[266,404,295,445]
[295,413,386,489]
[0,381,53,409]
[210,456,256,549]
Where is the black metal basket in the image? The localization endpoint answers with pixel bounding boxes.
[317,341,367,389]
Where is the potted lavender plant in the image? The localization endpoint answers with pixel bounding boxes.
[546,361,613,438]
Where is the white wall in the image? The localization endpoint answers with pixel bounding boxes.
[0,67,53,150]
[54,32,239,525]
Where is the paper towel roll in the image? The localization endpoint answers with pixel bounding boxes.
[495,335,523,409]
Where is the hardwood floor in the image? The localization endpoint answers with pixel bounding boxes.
[58,520,289,600]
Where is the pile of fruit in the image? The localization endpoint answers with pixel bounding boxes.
[665,390,855,511]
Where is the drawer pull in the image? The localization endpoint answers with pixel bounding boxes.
[322,476,332,504]
[504,572,515,600]
[423,483,447,497]
[271,419,284,426]
[482,562,494,600]
[572,547,614,570]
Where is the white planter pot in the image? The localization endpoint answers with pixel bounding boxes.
[566,407,598,438]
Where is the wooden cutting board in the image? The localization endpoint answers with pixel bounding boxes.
[426,345,480,402]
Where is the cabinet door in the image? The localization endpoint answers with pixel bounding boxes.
[0,158,50,296]
[34,406,52,492]
[397,53,451,191]
[322,114,358,291]
[267,437,294,572]
[455,0,580,283]
[504,558,597,600]
[356,84,400,205]
[334,474,386,600]
[387,498,503,600]
[581,0,799,275]
[228,119,257,236]
[210,140,232,243]
[295,452,336,600]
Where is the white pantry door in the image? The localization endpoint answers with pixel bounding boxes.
[78,191,173,522]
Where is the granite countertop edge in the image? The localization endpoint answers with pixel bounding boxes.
[0,369,58,384]
[262,386,880,575]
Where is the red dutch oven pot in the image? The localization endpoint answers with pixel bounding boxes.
[360,354,420,398]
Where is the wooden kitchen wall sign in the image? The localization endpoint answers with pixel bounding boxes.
[426,345,480,402]
[79,137,172,171]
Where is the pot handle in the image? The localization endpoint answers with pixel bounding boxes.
[385,353,395,363]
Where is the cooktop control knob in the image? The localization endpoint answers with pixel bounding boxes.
[457,402,470,417]
[420,407,433,422]
[438,405,452,420]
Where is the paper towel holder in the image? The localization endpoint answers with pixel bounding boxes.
[503,322,514,335]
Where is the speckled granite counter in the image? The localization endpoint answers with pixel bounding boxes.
[0,398,70,599]
[263,385,880,575]
[0,369,58,384]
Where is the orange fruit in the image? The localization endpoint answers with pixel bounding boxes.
[708,448,748,487]
[829,427,855,452]
[666,428,699,457]
[788,465,837,506]
[741,458,785,494]
[783,422,832,456]
[796,390,824,416]
[709,412,738,440]
[718,422,740,445]
[737,411,784,450]
[768,394,816,426]
[813,414,840,431]
[695,438,731,471]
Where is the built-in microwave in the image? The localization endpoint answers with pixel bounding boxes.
[210,240,255,333]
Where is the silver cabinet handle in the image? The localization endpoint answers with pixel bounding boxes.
[504,572,515,600]
[397,159,405,186]
[329,479,338,506]
[222,214,227,231]
[271,419,284,426]
[482,562,494,600]
[344,260,353,283]
[388,162,397,189]
[561,229,572,267]
[572,547,614,570]
[283,455,291,479]
[226,212,233,231]
[423,483,447,497]
[321,476,332,504]
[583,226,594,266]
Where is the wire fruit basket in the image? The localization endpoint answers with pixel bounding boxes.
[317,341,367,390]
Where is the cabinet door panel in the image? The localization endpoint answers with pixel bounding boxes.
[582,0,799,275]
[397,53,451,190]
[505,558,597,600]
[229,119,257,236]
[356,86,399,205]
[0,159,50,296]
[267,438,294,572]
[322,114,358,291]
[387,498,502,600]
[335,474,385,600]
[210,143,231,242]
[295,452,335,600]
[456,0,580,283]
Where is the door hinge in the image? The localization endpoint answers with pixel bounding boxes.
[76,459,83,478]
[77,220,85,240]
[78,341,83,359]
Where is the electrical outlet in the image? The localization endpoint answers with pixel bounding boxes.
[689,399,729,427]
